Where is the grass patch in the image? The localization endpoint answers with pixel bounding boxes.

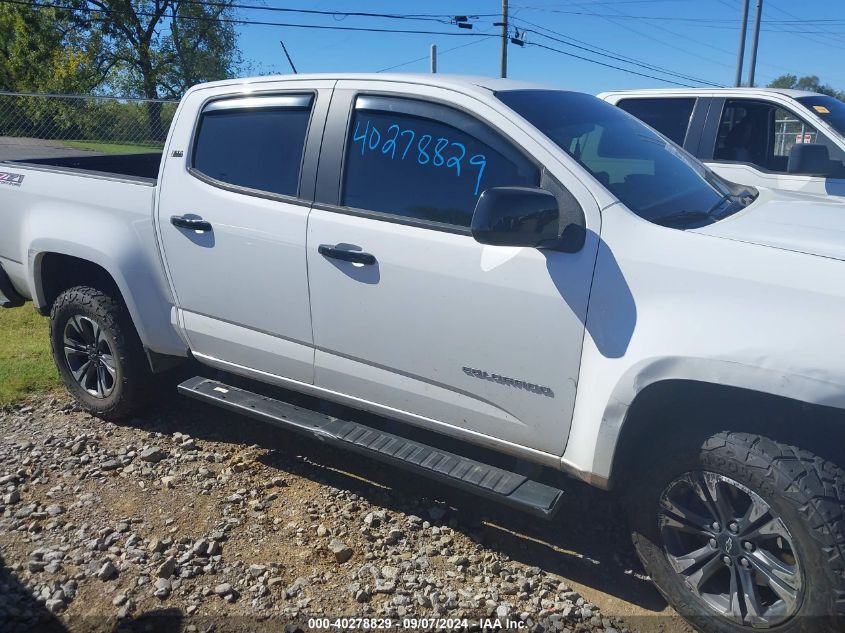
[63,140,162,154]
[0,305,60,406]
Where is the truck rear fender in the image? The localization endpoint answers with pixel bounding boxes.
[22,203,187,358]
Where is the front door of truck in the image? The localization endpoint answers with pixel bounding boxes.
[306,84,599,456]
[703,97,845,198]
[156,84,331,383]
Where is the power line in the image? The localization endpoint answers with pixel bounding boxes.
[3,0,494,36]
[764,0,845,52]
[516,0,742,75]
[525,41,695,87]
[714,0,825,76]
[120,0,495,25]
[376,36,495,73]
[510,8,845,25]
[513,19,724,86]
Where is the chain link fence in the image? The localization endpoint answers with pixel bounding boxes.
[774,114,818,158]
[0,92,179,161]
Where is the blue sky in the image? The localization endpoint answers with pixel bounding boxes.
[233,0,845,95]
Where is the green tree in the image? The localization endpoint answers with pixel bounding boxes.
[0,3,105,93]
[66,0,240,138]
[768,74,845,100]
[1,1,240,140]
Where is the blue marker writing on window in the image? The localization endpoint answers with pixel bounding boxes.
[352,118,486,196]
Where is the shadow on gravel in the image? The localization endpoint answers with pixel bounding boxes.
[109,607,183,632]
[0,551,69,633]
[115,385,670,617]
[0,551,187,633]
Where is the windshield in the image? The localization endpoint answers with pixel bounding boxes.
[796,94,845,139]
[496,89,754,227]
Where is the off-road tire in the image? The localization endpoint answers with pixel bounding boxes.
[627,431,845,633]
[50,286,151,420]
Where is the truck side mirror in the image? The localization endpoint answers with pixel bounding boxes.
[471,187,569,249]
[788,143,833,176]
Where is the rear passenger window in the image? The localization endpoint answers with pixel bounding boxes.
[616,97,696,146]
[342,99,539,227]
[192,95,312,197]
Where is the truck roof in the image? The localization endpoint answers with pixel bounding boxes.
[187,73,556,98]
[597,87,825,100]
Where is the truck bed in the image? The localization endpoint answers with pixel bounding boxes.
[0,159,160,301]
[8,152,162,182]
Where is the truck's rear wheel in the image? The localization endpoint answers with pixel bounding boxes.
[50,286,151,420]
[627,431,845,633]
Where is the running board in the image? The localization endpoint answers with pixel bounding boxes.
[178,376,564,518]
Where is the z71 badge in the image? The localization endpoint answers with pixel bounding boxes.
[0,171,25,187]
[462,366,554,398]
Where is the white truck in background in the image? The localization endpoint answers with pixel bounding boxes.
[598,87,845,199]
[2,74,845,632]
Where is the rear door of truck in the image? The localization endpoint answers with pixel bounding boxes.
[155,81,333,384]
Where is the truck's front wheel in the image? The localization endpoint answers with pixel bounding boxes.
[50,286,151,420]
[628,431,845,633]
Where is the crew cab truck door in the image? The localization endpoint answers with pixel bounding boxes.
[701,96,845,196]
[156,83,331,383]
[306,82,599,457]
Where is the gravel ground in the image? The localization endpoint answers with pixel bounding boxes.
[0,392,693,633]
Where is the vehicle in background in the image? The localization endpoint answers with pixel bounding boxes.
[598,87,845,198]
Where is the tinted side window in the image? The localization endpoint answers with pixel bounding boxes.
[616,97,695,146]
[714,99,836,174]
[193,100,311,197]
[342,104,539,227]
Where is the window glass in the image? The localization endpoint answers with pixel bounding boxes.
[193,104,311,196]
[773,107,818,162]
[796,94,845,138]
[342,106,539,227]
[713,99,841,174]
[616,97,695,146]
[497,90,742,227]
[714,101,772,168]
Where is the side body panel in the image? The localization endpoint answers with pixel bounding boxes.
[706,161,845,197]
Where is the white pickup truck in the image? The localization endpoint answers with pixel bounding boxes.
[2,74,845,632]
[598,87,845,199]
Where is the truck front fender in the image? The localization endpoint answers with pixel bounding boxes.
[579,356,845,488]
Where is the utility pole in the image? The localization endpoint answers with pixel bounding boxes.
[431,44,437,73]
[500,0,508,78]
[747,0,763,87]
[734,0,750,87]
